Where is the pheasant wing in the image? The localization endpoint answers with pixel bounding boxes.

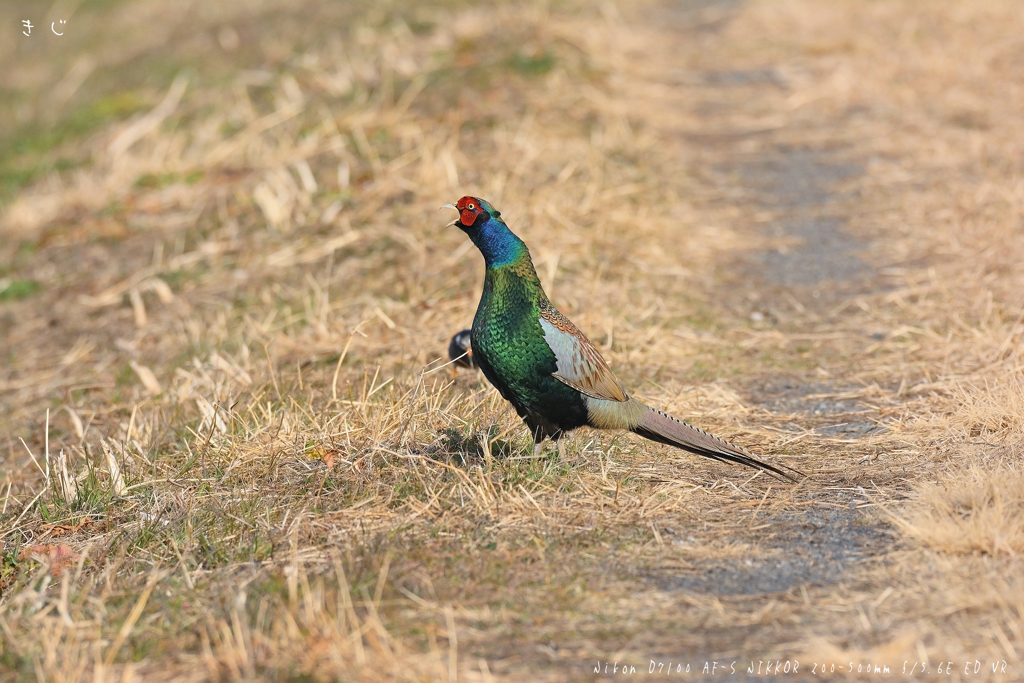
[538,301,628,403]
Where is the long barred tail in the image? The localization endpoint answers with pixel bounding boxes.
[631,405,800,481]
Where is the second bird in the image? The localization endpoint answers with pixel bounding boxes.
[443,196,795,480]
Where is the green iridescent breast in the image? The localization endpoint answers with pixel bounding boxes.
[471,260,587,423]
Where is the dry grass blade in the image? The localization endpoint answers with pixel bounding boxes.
[103,568,164,666]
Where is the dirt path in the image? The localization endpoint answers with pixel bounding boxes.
[553,4,933,677]
[638,0,898,588]
[561,3,1024,678]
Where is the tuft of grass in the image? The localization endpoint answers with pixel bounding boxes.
[893,463,1024,555]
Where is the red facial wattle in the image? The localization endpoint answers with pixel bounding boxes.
[456,197,482,226]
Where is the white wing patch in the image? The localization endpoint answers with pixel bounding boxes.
[539,317,629,403]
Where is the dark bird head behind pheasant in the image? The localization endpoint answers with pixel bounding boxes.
[448,329,476,369]
[441,196,800,480]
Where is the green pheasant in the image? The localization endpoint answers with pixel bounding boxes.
[443,196,796,480]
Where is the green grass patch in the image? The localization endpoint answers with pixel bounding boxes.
[135,170,204,189]
[509,48,555,75]
[0,91,148,200]
[0,279,42,301]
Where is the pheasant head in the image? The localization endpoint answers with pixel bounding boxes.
[442,196,524,267]
[443,196,501,228]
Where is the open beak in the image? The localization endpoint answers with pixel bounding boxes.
[440,202,459,227]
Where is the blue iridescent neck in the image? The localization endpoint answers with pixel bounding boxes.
[467,216,527,268]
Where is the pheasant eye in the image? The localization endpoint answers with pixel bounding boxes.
[467,203,475,210]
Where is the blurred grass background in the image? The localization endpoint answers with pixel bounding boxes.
[0,1,398,200]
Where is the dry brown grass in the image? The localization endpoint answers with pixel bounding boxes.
[894,460,1024,556]
[1,0,1024,679]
